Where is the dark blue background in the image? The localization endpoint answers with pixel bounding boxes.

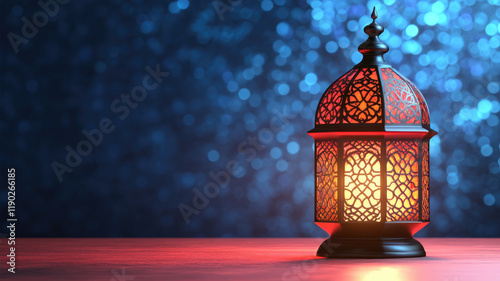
[1,0,499,237]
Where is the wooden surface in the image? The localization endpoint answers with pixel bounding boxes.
[1,238,499,280]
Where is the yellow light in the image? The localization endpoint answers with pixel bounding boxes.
[343,141,381,222]
[361,267,403,281]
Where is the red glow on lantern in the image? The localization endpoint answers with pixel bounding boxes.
[316,69,356,125]
[316,141,338,221]
[422,141,430,220]
[386,140,420,221]
[315,68,431,128]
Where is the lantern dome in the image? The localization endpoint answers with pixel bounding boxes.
[314,67,430,129]
[312,8,433,134]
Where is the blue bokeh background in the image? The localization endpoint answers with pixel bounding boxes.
[1,0,499,237]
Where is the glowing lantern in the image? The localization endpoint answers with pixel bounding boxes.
[308,8,436,258]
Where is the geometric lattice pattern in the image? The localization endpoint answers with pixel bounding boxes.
[381,68,420,124]
[386,140,420,221]
[315,141,338,221]
[315,67,431,127]
[343,68,383,124]
[343,140,382,222]
[314,138,432,223]
[313,67,433,223]
[407,79,431,126]
[422,141,430,221]
[394,70,431,126]
[316,69,357,125]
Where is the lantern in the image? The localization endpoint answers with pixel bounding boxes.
[308,8,436,258]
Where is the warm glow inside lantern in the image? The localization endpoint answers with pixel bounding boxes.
[308,8,436,258]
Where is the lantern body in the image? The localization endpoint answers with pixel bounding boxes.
[315,137,429,224]
[308,9,436,258]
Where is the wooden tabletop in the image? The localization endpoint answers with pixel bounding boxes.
[2,238,499,280]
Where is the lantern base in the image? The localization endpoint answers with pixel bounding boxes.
[317,237,426,258]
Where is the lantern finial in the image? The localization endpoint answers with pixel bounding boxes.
[355,7,389,67]
[371,6,377,19]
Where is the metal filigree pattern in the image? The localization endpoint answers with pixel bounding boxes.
[386,140,420,221]
[343,140,381,222]
[407,81,430,126]
[343,68,382,124]
[316,69,357,125]
[394,71,431,126]
[422,141,430,221]
[381,69,420,124]
[315,141,338,222]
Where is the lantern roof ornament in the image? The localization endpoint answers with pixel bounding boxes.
[356,7,390,67]
[310,7,436,138]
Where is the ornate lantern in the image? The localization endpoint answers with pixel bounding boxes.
[308,8,436,258]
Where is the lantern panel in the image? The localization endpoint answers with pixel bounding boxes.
[386,140,420,221]
[316,69,357,125]
[381,69,420,124]
[407,81,431,126]
[343,140,382,222]
[422,141,430,220]
[315,140,339,221]
[343,68,382,124]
